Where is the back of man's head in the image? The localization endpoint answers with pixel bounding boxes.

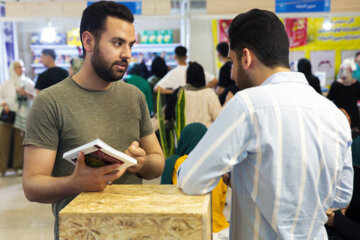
[228,9,289,69]
[41,49,56,61]
[80,1,134,57]
[216,42,229,58]
[175,46,187,58]
[186,62,205,88]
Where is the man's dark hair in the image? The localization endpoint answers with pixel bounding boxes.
[217,42,229,58]
[80,1,134,57]
[228,9,289,69]
[151,56,168,79]
[356,52,360,58]
[175,46,187,58]
[41,49,56,60]
[186,62,205,88]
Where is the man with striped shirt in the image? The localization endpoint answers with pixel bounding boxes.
[177,9,353,240]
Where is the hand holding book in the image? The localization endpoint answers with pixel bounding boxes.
[71,151,126,192]
[124,141,146,175]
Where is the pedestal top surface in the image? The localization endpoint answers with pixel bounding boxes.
[60,185,210,216]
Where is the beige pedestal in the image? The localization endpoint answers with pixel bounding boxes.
[59,185,212,240]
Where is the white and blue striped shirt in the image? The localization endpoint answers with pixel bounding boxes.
[177,72,354,240]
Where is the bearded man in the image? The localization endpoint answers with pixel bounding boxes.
[22,2,164,239]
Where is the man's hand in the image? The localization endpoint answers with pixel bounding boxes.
[16,87,27,96]
[125,141,146,174]
[326,209,336,227]
[71,152,126,192]
[222,173,231,188]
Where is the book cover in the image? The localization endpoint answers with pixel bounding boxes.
[62,139,137,170]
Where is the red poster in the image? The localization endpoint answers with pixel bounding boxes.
[285,18,307,48]
[219,20,232,43]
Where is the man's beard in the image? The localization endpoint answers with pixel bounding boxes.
[91,44,128,82]
[235,64,254,91]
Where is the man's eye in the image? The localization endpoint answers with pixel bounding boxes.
[114,42,121,47]
[129,44,134,49]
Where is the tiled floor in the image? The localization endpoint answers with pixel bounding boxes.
[0,171,230,240]
[0,171,53,240]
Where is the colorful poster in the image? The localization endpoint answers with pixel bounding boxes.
[291,17,360,86]
[310,50,335,84]
[218,20,232,43]
[285,18,307,48]
[276,0,330,13]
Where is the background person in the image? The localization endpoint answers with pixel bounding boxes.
[154,46,217,94]
[34,49,69,94]
[0,60,35,176]
[160,123,229,239]
[328,60,360,130]
[297,58,322,94]
[165,62,222,128]
[124,63,154,116]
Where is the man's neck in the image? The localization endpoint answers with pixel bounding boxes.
[220,56,229,63]
[253,65,291,86]
[177,61,187,66]
[46,61,56,68]
[72,59,112,90]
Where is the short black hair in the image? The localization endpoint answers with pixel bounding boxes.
[41,49,56,60]
[228,9,289,69]
[80,1,134,57]
[175,46,187,57]
[186,62,205,88]
[151,56,168,79]
[356,52,360,58]
[216,42,229,58]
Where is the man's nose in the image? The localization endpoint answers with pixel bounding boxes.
[120,45,132,59]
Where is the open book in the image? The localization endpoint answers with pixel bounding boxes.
[62,139,137,170]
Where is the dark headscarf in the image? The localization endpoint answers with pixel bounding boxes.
[297,58,312,76]
[151,56,168,79]
[160,123,207,184]
[186,62,205,88]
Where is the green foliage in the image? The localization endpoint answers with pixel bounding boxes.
[157,91,175,158]
[175,88,186,140]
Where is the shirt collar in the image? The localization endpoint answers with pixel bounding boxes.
[261,72,308,86]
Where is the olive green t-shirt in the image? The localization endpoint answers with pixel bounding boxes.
[23,77,153,239]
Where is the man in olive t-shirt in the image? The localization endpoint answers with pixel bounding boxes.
[22,2,165,240]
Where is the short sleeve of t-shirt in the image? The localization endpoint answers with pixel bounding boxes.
[218,61,232,87]
[23,90,60,150]
[137,89,154,137]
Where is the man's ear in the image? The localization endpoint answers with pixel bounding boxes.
[82,31,95,53]
[241,48,252,70]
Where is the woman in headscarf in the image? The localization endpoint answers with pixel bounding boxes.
[328,60,360,130]
[0,60,35,176]
[165,62,222,128]
[297,58,322,94]
[161,123,229,239]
